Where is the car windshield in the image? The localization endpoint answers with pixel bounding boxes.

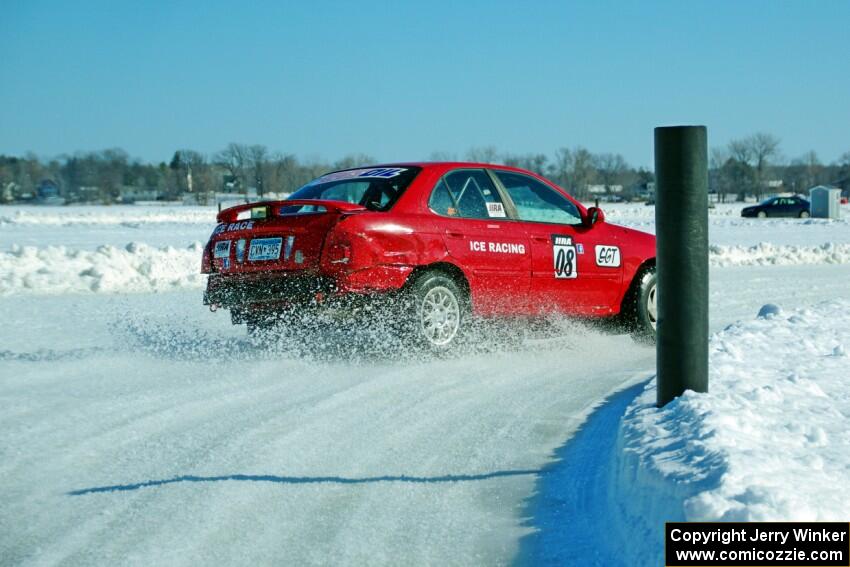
[284,166,421,213]
[760,197,778,206]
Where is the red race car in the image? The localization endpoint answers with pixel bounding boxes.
[201,162,657,349]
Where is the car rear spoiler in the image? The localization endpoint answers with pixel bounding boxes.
[216,199,367,223]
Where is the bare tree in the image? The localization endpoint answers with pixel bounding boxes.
[726,137,759,200]
[215,143,249,195]
[270,153,306,194]
[247,145,268,198]
[465,146,500,164]
[725,133,781,199]
[95,149,129,203]
[428,150,457,161]
[333,153,375,170]
[800,151,823,189]
[593,153,628,195]
[570,147,597,199]
[502,153,548,175]
[728,138,752,163]
[710,147,731,202]
[173,150,213,203]
[548,147,573,190]
[748,132,781,198]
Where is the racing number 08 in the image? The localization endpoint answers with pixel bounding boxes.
[552,235,578,279]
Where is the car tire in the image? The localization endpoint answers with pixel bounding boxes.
[799,210,810,218]
[623,267,657,344]
[757,210,768,218]
[405,271,468,352]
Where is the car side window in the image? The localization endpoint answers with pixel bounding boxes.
[493,171,582,225]
[429,170,507,219]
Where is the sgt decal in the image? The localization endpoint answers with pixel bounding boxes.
[552,234,577,279]
[595,245,621,267]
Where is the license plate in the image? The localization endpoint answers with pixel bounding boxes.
[248,237,283,261]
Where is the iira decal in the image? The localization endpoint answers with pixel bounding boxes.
[469,241,526,254]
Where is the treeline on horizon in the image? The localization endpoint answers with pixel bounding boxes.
[1,133,848,205]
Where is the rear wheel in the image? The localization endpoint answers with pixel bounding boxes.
[799,210,810,218]
[406,271,468,352]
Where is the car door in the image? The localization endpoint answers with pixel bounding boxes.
[428,169,531,315]
[784,197,802,217]
[779,197,800,217]
[490,169,623,315]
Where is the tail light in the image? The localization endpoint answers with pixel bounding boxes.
[201,242,213,273]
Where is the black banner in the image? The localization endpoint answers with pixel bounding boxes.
[666,522,849,566]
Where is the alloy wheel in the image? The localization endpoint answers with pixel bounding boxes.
[419,286,461,346]
[647,282,657,330]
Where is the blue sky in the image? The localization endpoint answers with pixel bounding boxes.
[1,0,848,167]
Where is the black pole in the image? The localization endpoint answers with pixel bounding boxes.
[654,126,709,406]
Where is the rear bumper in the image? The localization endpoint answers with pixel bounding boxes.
[204,264,414,308]
[204,272,335,307]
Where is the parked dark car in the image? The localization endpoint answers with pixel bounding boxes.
[741,196,810,218]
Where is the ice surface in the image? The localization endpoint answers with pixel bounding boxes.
[0,291,654,566]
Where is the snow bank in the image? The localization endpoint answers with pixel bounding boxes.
[4,240,849,297]
[0,206,215,227]
[709,242,850,266]
[612,300,850,563]
[0,243,205,295]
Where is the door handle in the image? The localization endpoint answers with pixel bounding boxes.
[446,230,464,238]
[531,235,549,243]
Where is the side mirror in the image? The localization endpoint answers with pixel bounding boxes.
[585,206,605,227]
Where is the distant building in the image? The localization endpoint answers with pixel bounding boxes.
[629,181,655,201]
[118,188,163,203]
[1,182,18,203]
[586,184,623,195]
[35,179,65,205]
[809,185,842,219]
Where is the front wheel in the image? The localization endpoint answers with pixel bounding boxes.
[626,267,657,344]
[757,210,768,218]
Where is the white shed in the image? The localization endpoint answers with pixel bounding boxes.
[809,186,842,219]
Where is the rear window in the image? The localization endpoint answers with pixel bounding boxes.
[284,166,421,213]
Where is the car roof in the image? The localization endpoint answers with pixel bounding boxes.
[334,161,539,174]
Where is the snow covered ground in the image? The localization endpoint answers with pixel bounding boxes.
[609,300,850,564]
[2,202,849,297]
[0,205,214,251]
[0,203,848,565]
